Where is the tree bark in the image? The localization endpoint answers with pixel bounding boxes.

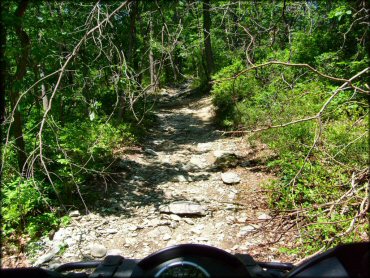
[149,16,158,92]
[202,0,214,82]
[10,0,30,175]
[0,1,6,130]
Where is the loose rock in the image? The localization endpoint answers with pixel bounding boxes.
[159,201,206,216]
[221,172,241,184]
[33,245,61,267]
[89,243,107,258]
[258,213,272,220]
[69,210,80,217]
[145,148,158,156]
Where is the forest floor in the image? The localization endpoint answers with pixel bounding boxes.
[23,85,302,268]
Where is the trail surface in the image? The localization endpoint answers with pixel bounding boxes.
[30,86,298,268]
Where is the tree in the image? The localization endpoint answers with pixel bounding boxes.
[9,0,30,175]
[202,0,214,83]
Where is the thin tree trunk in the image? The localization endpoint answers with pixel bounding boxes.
[203,0,214,82]
[40,71,48,111]
[149,16,158,92]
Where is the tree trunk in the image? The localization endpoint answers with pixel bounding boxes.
[149,16,158,92]
[202,0,215,82]
[10,0,30,175]
[128,0,138,69]
[0,1,7,149]
[39,66,49,111]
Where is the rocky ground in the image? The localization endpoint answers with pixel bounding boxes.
[25,85,300,269]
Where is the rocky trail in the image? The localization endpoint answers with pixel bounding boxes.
[29,86,299,268]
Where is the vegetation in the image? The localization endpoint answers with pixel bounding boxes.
[1,0,368,259]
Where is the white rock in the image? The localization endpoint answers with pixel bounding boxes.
[170,214,182,221]
[258,213,272,220]
[69,210,80,217]
[53,228,68,242]
[189,155,211,169]
[106,228,118,234]
[238,225,257,237]
[197,142,213,152]
[107,249,123,256]
[184,218,195,225]
[190,224,205,235]
[65,237,76,247]
[128,225,138,231]
[162,234,172,241]
[176,175,187,182]
[221,172,241,184]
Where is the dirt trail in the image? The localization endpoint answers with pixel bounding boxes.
[29,86,299,268]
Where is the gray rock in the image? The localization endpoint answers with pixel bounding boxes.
[145,148,158,156]
[221,172,241,184]
[147,226,172,238]
[33,245,61,266]
[159,201,206,216]
[190,224,205,235]
[162,234,172,241]
[89,243,107,258]
[238,225,257,237]
[257,213,272,220]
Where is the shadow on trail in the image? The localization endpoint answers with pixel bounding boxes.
[85,158,211,218]
[82,90,218,219]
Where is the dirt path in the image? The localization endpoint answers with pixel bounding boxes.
[29,86,299,268]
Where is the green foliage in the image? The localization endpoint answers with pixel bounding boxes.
[2,178,53,238]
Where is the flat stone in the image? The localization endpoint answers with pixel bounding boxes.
[258,213,272,220]
[106,228,118,234]
[169,214,182,221]
[145,148,158,156]
[89,243,107,258]
[127,225,138,231]
[184,218,195,225]
[162,234,172,241]
[33,245,61,266]
[190,224,205,235]
[68,210,80,217]
[213,150,234,158]
[175,175,187,182]
[189,155,211,169]
[238,225,257,237]
[53,228,69,242]
[221,172,241,184]
[197,142,213,152]
[159,201,206,216]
